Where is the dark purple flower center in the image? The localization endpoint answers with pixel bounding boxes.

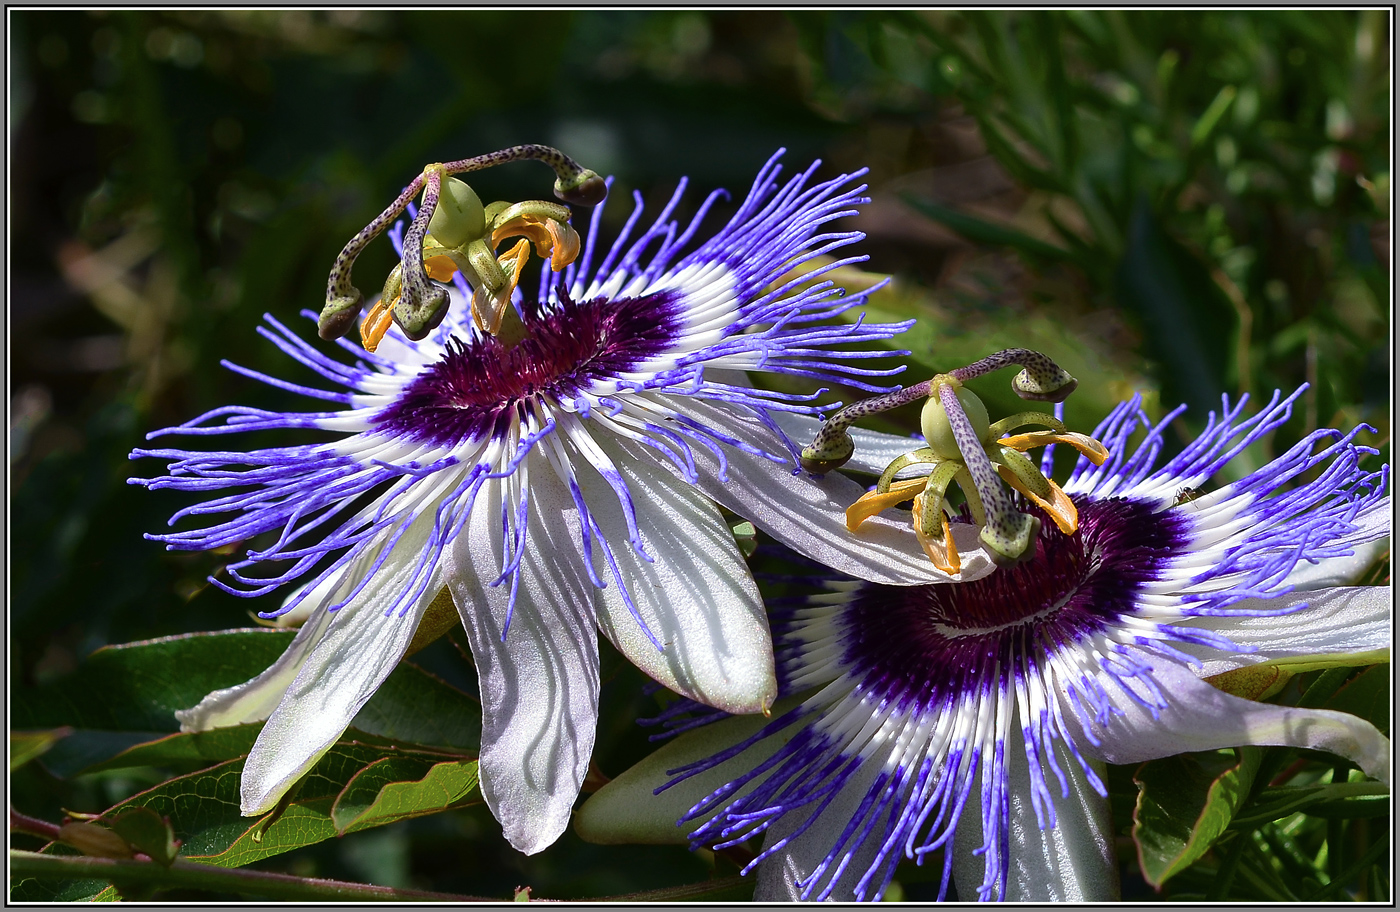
[373,289,682,446]
[818,496,1187,709]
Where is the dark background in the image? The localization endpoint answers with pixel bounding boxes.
[9,10,1390,900]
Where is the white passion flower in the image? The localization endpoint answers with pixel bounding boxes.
[130,150,981,856]
[576,386,1391,900]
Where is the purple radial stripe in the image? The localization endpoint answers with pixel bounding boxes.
[834,499,1186,712]
[373,288,684,447]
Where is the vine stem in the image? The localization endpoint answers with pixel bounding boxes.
[9,850,501,903]
[10,809,62,842]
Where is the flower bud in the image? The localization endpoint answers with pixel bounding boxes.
[58,821,133,859]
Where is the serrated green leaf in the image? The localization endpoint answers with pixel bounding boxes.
[331,755,436,831]
[93,740,466,868]
[1322,664,1389,736]
[332,757,480,834]
[10,727,72,770]
[1133,746,1262,887]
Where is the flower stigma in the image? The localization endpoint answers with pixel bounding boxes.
[318,144,607,352]
[801,348,1110,571]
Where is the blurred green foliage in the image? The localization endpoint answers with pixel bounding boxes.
[9,9,1389,902]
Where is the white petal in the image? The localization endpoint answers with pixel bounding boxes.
[951,738,1118,902]
[1170,587,1392,677]
[1283,496,1390,590]
[1077,656,1391,784]
[574,707,793,846]
[239,519,443,815]
[444,460,601,855]
[656,397,998,585]
[175,576,342,732]
[767,409,925,477]
[578,440,775,713]
[753,760,892,902]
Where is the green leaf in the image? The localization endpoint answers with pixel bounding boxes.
[40,731,171,779]
[15,629,295,733]
[107,807,180,867]
[1113,201,1235,421]
[331,757,480,834]
[1231,781,1391,828]
[903,194,1080,266]
[1190,85,1238,148]
[1322,664,1389,736]
[82,724,265,775]
[93,739,471,868]
[10,727,72,770]
[1133,746,1262,887]
[21,629,482,777]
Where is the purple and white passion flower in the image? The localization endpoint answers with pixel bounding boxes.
[129,150,984,856]
[576,387,1391,900]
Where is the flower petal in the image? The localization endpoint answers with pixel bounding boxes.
[239,520,443,815]
[444,459,601,855]
[951,739,1118,902]
[1172,586,1391,677]
[753,761,892,902]
[1076,657,1391,784]
[175,579,341,732]
[580,441,776,714]
[659,398,997,585]
[573,707,792,846]
[1283,496,1390,590]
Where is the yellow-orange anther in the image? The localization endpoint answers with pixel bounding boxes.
[996,465,1078,534]
[492,215,582,272]
[360,297,397,353]
[471,239,532,335]
[424,255,459,282]
[998,431,1110,466]
[912,492,961,574]
[845,477,928,533]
